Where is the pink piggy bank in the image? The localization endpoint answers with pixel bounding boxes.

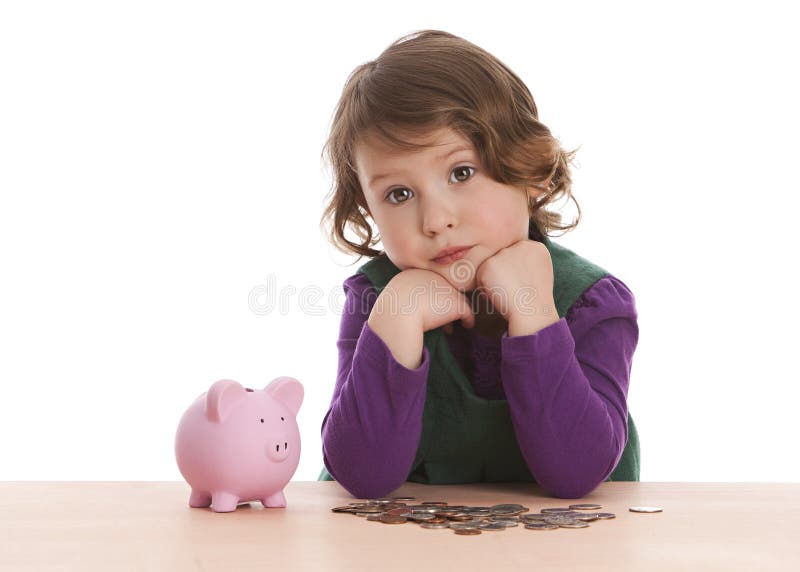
[174,376,303,512]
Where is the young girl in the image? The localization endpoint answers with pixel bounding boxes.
[317,30,640,499]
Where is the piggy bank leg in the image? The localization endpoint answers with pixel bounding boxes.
[262,490,286,508]
[189,490,212,508]
[210,491,241,513]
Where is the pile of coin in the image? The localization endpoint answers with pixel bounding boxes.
[331,497,619,535]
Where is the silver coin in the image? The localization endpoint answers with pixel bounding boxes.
[541,507,574,513]
[542,514,577,521]
[524,522,559,530]
[408,512,435,521]
[407,505,440,513]
[629,506,663,513]
[569,503,602,510]
[489,518,519,527]
[558,520,590,528]
[489,504,526,515]
[463,509,491,517]
[521,513,549,522]
[576,514,599,522]
[420,522,451,529]
[449,521,481,530]
[490,516,520,523]
[478,522,508,531]
[596,512,616,519]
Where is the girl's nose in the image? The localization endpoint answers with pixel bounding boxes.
[422,196,458,236]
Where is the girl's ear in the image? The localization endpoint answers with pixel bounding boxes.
[356,194,372,219]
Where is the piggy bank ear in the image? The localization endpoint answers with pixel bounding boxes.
[264,376,304,417]
[206,379,247,423]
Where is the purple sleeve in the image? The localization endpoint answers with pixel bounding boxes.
[500,275,639,498]
[321,273,430,499]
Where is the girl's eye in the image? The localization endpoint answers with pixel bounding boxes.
[385,166,476,204]
[450,165,474,184]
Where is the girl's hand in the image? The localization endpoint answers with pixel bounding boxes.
[474,239,556,326]
[385,268,476,334]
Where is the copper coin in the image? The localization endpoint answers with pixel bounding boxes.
[385,507,412,517]
[454,528,481,535]
[421,501,448,506]
[379,514,408,524]
[449,514,475,521]
[420,522,451,529]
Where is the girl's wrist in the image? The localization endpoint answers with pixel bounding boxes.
[507,302,559,337]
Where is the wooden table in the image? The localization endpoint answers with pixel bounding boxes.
[1,481,797,570]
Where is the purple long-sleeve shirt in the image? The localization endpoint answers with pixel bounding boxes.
[321,271,639,499]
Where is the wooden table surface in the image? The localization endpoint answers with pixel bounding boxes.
[1,481,798,571]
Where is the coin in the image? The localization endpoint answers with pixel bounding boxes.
[490,516,520,524]
[558,521,590,529]
[569,503,603,510]
[489,504,526,515]
[407,512,435,522]
[332,498,622,535]
[478,522,508,531]
[629,506,663,513]
[448,513,475,521]
[449,522,481,530]
[408,505,439,513]
[420,522,451,529]
[351,505,384,513]
[524,522,559,530]
[379,514,408,524]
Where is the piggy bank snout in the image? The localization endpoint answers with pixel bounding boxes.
[267,433,294,462]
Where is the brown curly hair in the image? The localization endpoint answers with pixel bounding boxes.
[319,29,581,262]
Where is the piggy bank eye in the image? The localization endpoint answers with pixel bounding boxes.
[281,417,284,421]
[260,418,264,423]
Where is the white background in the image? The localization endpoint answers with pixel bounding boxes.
[1,1,798,485]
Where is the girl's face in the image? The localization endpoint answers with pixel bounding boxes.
[354,126,544,292]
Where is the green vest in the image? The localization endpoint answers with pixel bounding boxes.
[319,230,640,486]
